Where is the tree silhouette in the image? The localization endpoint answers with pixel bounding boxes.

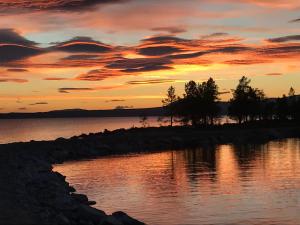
[201,78,220,125]
[164,78,220,126]
[139,115,149,128]
[162,86,177,127]
[229,76,265,124]
[276,95,289,120]
[289,87,295,97]
[161,76,299,126]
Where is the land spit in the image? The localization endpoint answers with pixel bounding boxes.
[0,123,300,225]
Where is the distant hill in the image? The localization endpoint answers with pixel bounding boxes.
[0,107,165,119]
[0,102,230,119]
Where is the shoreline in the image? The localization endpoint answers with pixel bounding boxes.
[1,123,300,225]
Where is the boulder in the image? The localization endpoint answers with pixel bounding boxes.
[88,200,97,206]
[71,193,89,204]
[112,211,145,225]
[100,215,123,225]
[55,213,71,225]
[76,204,107,223]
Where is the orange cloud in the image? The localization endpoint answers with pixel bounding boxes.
[0,78,28,83]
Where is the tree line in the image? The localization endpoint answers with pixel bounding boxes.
[162,76,300,126]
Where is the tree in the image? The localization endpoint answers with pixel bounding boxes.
[229,76,265,124]
[288,87,297,120]
[262,100,276,121]
[162,86,177,127]
[289,87,295,97]
[139,115,148,128]
[183,81,200,126]
[171,78,220,126]
[276,95,289,120]
[201,78,220,125]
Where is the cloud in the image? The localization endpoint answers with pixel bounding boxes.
[18,107,27,110]
[223,59,272,65]
[221,0,300,9]
[289,18,300,23]
[151,26,187,34]
[62,54,101,60]
[2,32,300,84]
[0,29,43,63]
[44,77,68,81]
[6,68,28,72]
[211,46,252,54]
[0,0,128,13]
[201,32,229,39]
[267,35,300,43]
[0,28,36,45]
[0,44,43,63]
[127,79,175,85]
[259,44,300,57]
[168,51,206,59]
[265,72,283,76]
[76,59,174,80]
[106,99,125,102]
[121,65,173,73]
[58,87,94,93]
[29,102,48,105]
[53,36,113,53]
[138,45,184,56]
[168,45,251,60]
[106,57,173,72]
[0,78,28,83]
[114,105,133,109]
[142,35,191,45]
[76,69,122,81]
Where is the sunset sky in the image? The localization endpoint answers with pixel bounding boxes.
[0,0,300,113]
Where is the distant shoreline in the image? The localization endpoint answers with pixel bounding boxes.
[1,123,300,225]
[0,102,229,119]
[0,107,165,119]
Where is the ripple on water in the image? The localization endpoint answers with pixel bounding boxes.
[54,138,300,225]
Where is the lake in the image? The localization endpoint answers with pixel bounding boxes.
[54,138,300,225]
[0,117,160,144]
[0,116,234,144]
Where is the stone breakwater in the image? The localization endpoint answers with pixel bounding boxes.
[0,125,300,225]
[0,143,145,225]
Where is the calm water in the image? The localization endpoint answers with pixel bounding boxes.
[0,117,161,144]
[54,139,300,225]
[0,116,234,144]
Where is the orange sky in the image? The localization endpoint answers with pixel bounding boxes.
[0,0,300,112]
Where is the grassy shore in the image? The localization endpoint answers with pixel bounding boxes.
[0,122,300,225]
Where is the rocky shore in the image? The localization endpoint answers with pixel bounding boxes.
[1,124,300,225]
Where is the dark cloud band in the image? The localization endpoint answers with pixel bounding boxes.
[0,0,127,12]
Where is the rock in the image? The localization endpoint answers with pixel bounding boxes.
[71,193,89,204]
[68,186,76,193]
[55,213,71,225]
[112,211,145,225]
[100,215,123,225]
[76,204,107,223]
[88,200,97,206]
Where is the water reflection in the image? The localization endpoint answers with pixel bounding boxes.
[54,139,300,225]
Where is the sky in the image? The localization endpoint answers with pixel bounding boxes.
[0,0,300,113]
